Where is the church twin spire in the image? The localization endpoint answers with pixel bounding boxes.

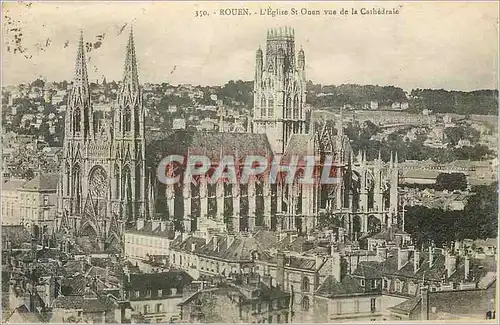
[118,27,140,108]
[66,28,141,140]
[72,31,90,100]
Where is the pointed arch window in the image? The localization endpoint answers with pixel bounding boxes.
[267,97,274,117]
[114,164,120,199]
[122,166,132,201]
[286,95,292,118]
[293,95,300,119]
[73,164,81,213]
[260,96,266,116]
[73,108,81,132]
[65,163,71,196]
[124,107,132,132]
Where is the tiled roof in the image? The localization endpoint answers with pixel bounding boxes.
[36,248,68,260]
[287,256,316,271]
[20,173,59,191]
[283,134,312,157]
[52,294,116,312]
[179,281,289,306]
[147,130,273,163]
[1,178,27,191]
[352,261,383,279]
[125,220,175,239]
[61,274,87,296]
[193,233,273,262]
[388,296,421,314]
[6,304,49,323]
[316,274,365,297]
[127,271,193,293]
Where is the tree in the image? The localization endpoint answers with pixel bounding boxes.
[435,173,467,191]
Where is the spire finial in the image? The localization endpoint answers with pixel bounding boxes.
[119,25,140,105]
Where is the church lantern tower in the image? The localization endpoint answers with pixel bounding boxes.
[252,27,307,154]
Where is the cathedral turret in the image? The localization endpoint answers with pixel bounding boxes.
[116,27,143,137]
[255,47,263,82]
[66,31,93,140]
[253,27,306,154]
[298,47,305,70]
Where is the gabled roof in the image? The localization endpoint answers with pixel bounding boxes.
[5,304,49,323]
[316,274,365,297]
[147,130,273,163]
[20,173,59,191]
[52,294,116,313]
[388,296,421,314]
[126,271,193,293]
[125,220,175,239]
[283,134,312,158]
[2,178,27,191]
[193,234,273,263]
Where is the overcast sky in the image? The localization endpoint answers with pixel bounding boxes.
[2,1,499,91]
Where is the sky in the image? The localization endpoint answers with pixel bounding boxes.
[2,1,499,91]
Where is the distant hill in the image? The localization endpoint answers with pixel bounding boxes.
[306,83,408,108]
[408,88,498,115]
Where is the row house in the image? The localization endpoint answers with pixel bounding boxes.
[125,271,194,323]
[178,275,291,323]
[17,174,59,238]
[169,231,275,280]
[124,219,175,261]
[1,178,27,225]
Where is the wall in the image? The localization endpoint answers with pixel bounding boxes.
[129,296,182,323]
[124,233,170,260]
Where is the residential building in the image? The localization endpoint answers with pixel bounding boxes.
[125,271,193,323]
[17,173,59,237]
[178,276,291,323]
[1,179,27,225]
[124,219,175,261]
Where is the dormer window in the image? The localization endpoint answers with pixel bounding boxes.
[158,289,162,297]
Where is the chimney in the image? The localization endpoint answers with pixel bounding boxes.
[213,236,218,251]
[428,247,433,268]
[191,243,196,252]
[414,251,421,273]
[330,251,342,282]
[151,219,160,231]
[376,246,387,262]
[136,218,145,230]
[276,252,285,288]
[464,255,470,280]
[420,286,429,320]
[397,248,410,270]
[446,252,457,278]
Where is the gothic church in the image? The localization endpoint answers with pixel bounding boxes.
[159,27,402,241]
[57,30,152,252]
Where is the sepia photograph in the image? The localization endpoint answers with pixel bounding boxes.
[1,1,498,323]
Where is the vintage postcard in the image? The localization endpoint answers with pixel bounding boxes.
[1,1,498,323]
